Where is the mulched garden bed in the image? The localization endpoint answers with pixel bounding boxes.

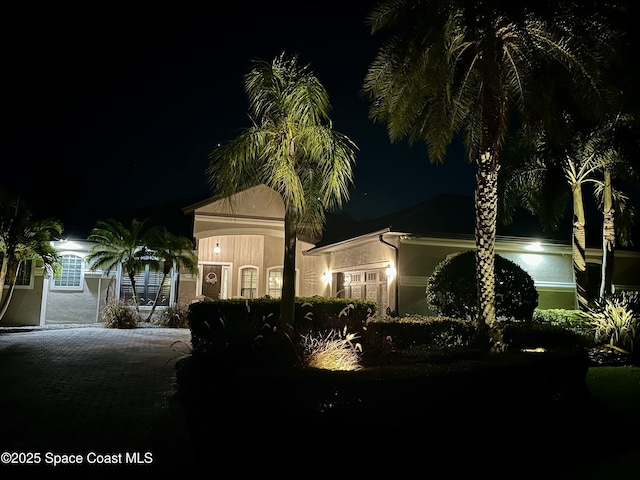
[587,345,639,366]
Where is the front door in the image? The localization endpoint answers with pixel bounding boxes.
[202,264,222,299]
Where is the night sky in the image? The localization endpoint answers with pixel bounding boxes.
[1,1,636,240]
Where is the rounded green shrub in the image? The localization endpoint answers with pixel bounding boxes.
[426,250,539,321]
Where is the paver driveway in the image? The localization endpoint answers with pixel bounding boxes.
[0,325,196,474]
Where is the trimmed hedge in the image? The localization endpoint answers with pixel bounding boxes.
[361,314,590,364]
[363,315,476,350]
[186,301,592,370]
[532,308,591,336]
[497,321,591,350]
[187,296,378,362]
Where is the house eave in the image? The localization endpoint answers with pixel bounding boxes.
[304,228,408,255]
[401,233,572,255]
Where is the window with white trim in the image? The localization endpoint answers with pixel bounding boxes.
[52,254,83,290]
[267,268,283,298]
[240,267,258,299]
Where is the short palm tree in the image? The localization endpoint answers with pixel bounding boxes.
[207,51,357,332]
[362,0,618,333]
[85,218,154,313]
[0,190,62,321]
[144,227,198,322]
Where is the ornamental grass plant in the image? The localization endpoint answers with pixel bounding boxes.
[582,295,639,355]
[299,327,363,371]
[100,299,140,329]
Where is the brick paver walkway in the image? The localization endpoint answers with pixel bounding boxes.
[0,325,196,474]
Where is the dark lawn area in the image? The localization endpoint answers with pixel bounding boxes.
[174,347,639,478]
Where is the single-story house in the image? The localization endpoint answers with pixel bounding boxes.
[185,185,640,317]
[3,184,638,327]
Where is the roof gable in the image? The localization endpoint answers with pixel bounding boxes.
[186,184,285,220]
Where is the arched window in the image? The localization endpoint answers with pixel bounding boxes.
[52,254,84,290]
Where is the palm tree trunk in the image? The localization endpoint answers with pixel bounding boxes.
[105,278,115,304]
[0,259,21,322]
[279,209,297,333]
[571,182,588,309]
[475,151,498,333]
[600,169,615,299]
[0,255,8,312]
[145,272,169,322]
[128,271,140,313]
[0,281,17,321]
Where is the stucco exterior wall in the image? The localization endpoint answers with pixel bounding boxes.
[327,238,392,271]
[302,251,330,297]
[177,274,198,304]
[608,250,640,291]
[399,241,469,316]
[308,235,397,314]
[500,250,575,310]
[2,275,44,326]
[397,237,580,316]
[44,275,102,324]
[299,242,322,297]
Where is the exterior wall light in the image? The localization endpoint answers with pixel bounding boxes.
[214,243,221,255]
[522,253,543,267]
[525,242,544,252]
[321,271,331,284]
[385,264,396,279]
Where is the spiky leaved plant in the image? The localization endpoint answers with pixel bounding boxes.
[300,326,363,371]
[582,295,639,354]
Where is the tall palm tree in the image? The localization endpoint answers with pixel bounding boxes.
[85,218,154,313]
[207,51,357,332]
[514,130,615,308]
[503,115,638,308]
[144,227,198,322]
[0,190,62,321]
[593,169,636,298]
[590,114,639,298]
[361,0,618,333]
